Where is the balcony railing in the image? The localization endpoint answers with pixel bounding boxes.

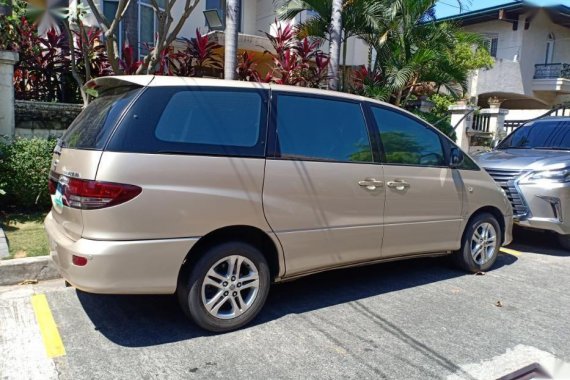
[534,63,570,79]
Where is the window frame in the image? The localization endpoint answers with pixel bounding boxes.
[364,102,451,169]
[106,86,270,158]
[138,0,165,59]
[266,91,381,165]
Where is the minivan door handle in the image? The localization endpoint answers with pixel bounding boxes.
[387,180,410,191]
[358,178,384,191]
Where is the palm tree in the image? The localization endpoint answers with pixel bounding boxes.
[369,0,477,105]
[277,0,471,93]
[328,0,342,90]
[277,0,383,90]
[224,0,240,80]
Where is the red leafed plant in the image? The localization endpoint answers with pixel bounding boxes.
[351,65,383,93]
[118,42,142,75]
[237,51,261,82]
[13,22,70,102]
[73,27,113,79]
[261,20,329,88]
[175,28,223,77]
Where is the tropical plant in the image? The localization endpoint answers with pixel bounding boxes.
[118,42,142,75]
[236,51,261,82]
[177,29,223,77]
[262,21,329,88]
[73,27,113,81]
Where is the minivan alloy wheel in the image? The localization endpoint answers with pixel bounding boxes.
[201,255,260,319]
[470,222,497,265]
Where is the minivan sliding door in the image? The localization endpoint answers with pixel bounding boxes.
[262,93,385,277]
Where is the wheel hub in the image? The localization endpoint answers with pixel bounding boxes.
[201,255,260,320]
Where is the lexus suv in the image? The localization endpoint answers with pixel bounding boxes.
[476,117,570,249]
[45,76,512,332]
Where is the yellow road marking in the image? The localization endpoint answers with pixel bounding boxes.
[500,247,522,256]
[31,294,66,358]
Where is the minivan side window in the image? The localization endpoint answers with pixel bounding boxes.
[275,94,373,163]
[371,106,445,167]
[155,91,261,147]
[107,87,267,157]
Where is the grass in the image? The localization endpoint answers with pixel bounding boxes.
[1,213,49,259]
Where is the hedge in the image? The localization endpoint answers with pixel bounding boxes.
[0,138,56,212]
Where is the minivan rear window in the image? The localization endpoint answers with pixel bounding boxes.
[61,87,140,150]
[107,87,268,157]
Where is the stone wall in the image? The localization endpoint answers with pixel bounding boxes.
[15,100,82,138]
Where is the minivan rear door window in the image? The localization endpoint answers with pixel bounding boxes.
[61,86,141,150]
[154,91,261,147]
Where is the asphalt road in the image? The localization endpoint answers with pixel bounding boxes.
[1,228,570,380]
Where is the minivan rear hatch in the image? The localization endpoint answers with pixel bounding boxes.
[48,77,148,240]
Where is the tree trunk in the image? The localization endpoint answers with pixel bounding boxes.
[327,0,342,91]
[394,88,404,107]
[63,19,88,106]
[341,36,347,91]
[224,0,239,80]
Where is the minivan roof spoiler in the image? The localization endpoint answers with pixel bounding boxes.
[84,76,154,93]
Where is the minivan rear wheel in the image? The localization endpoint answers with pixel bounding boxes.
[453,213,501,273]
[177,242,270,333]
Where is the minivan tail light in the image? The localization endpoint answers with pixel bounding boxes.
[62,178,142,210]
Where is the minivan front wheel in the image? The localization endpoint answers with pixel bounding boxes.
[453,213,501,273]
[178,242,270,333]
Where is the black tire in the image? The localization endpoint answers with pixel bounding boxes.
[177,241,270,333]
[453,213,501,273]
[557,234,570,251]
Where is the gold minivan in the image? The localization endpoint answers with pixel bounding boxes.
[45,76,513,332]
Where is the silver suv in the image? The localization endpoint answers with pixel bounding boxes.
[476,117,570,248]
[45,76,512,332]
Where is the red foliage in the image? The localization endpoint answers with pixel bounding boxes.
[260,20,329,87]
[236,51,261,82]
[118,43,142,75]
[351,65,383,93]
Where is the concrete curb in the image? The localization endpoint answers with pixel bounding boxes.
[0,227,9,259]
[0,256,61,286]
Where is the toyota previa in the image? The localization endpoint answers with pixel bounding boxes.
[45,76,513,332]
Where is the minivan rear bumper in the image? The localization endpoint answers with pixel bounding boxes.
[45,212,197,294]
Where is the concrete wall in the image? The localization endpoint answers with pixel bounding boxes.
[14,101,82,139]
[505,109,550,121]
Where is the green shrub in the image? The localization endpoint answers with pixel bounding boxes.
[0,138,56,212]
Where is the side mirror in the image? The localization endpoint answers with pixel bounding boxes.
[450,148,464,168]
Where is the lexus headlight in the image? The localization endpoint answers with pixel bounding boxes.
[520,168,570,184]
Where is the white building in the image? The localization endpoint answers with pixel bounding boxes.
[440,1,570,119]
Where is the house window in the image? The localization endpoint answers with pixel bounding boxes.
[482,35,499,58]
[205,0,242,32]
[545,32,555,64]
[103,0,123,57]
[138,0,165,58]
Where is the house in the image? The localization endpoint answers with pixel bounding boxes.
[81,0,368,72]
[440,1,570,120]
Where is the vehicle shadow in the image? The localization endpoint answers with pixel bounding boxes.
[76,253,517,348]
[507,226,570,257]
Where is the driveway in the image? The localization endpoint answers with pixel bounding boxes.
[1,228,569,379]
